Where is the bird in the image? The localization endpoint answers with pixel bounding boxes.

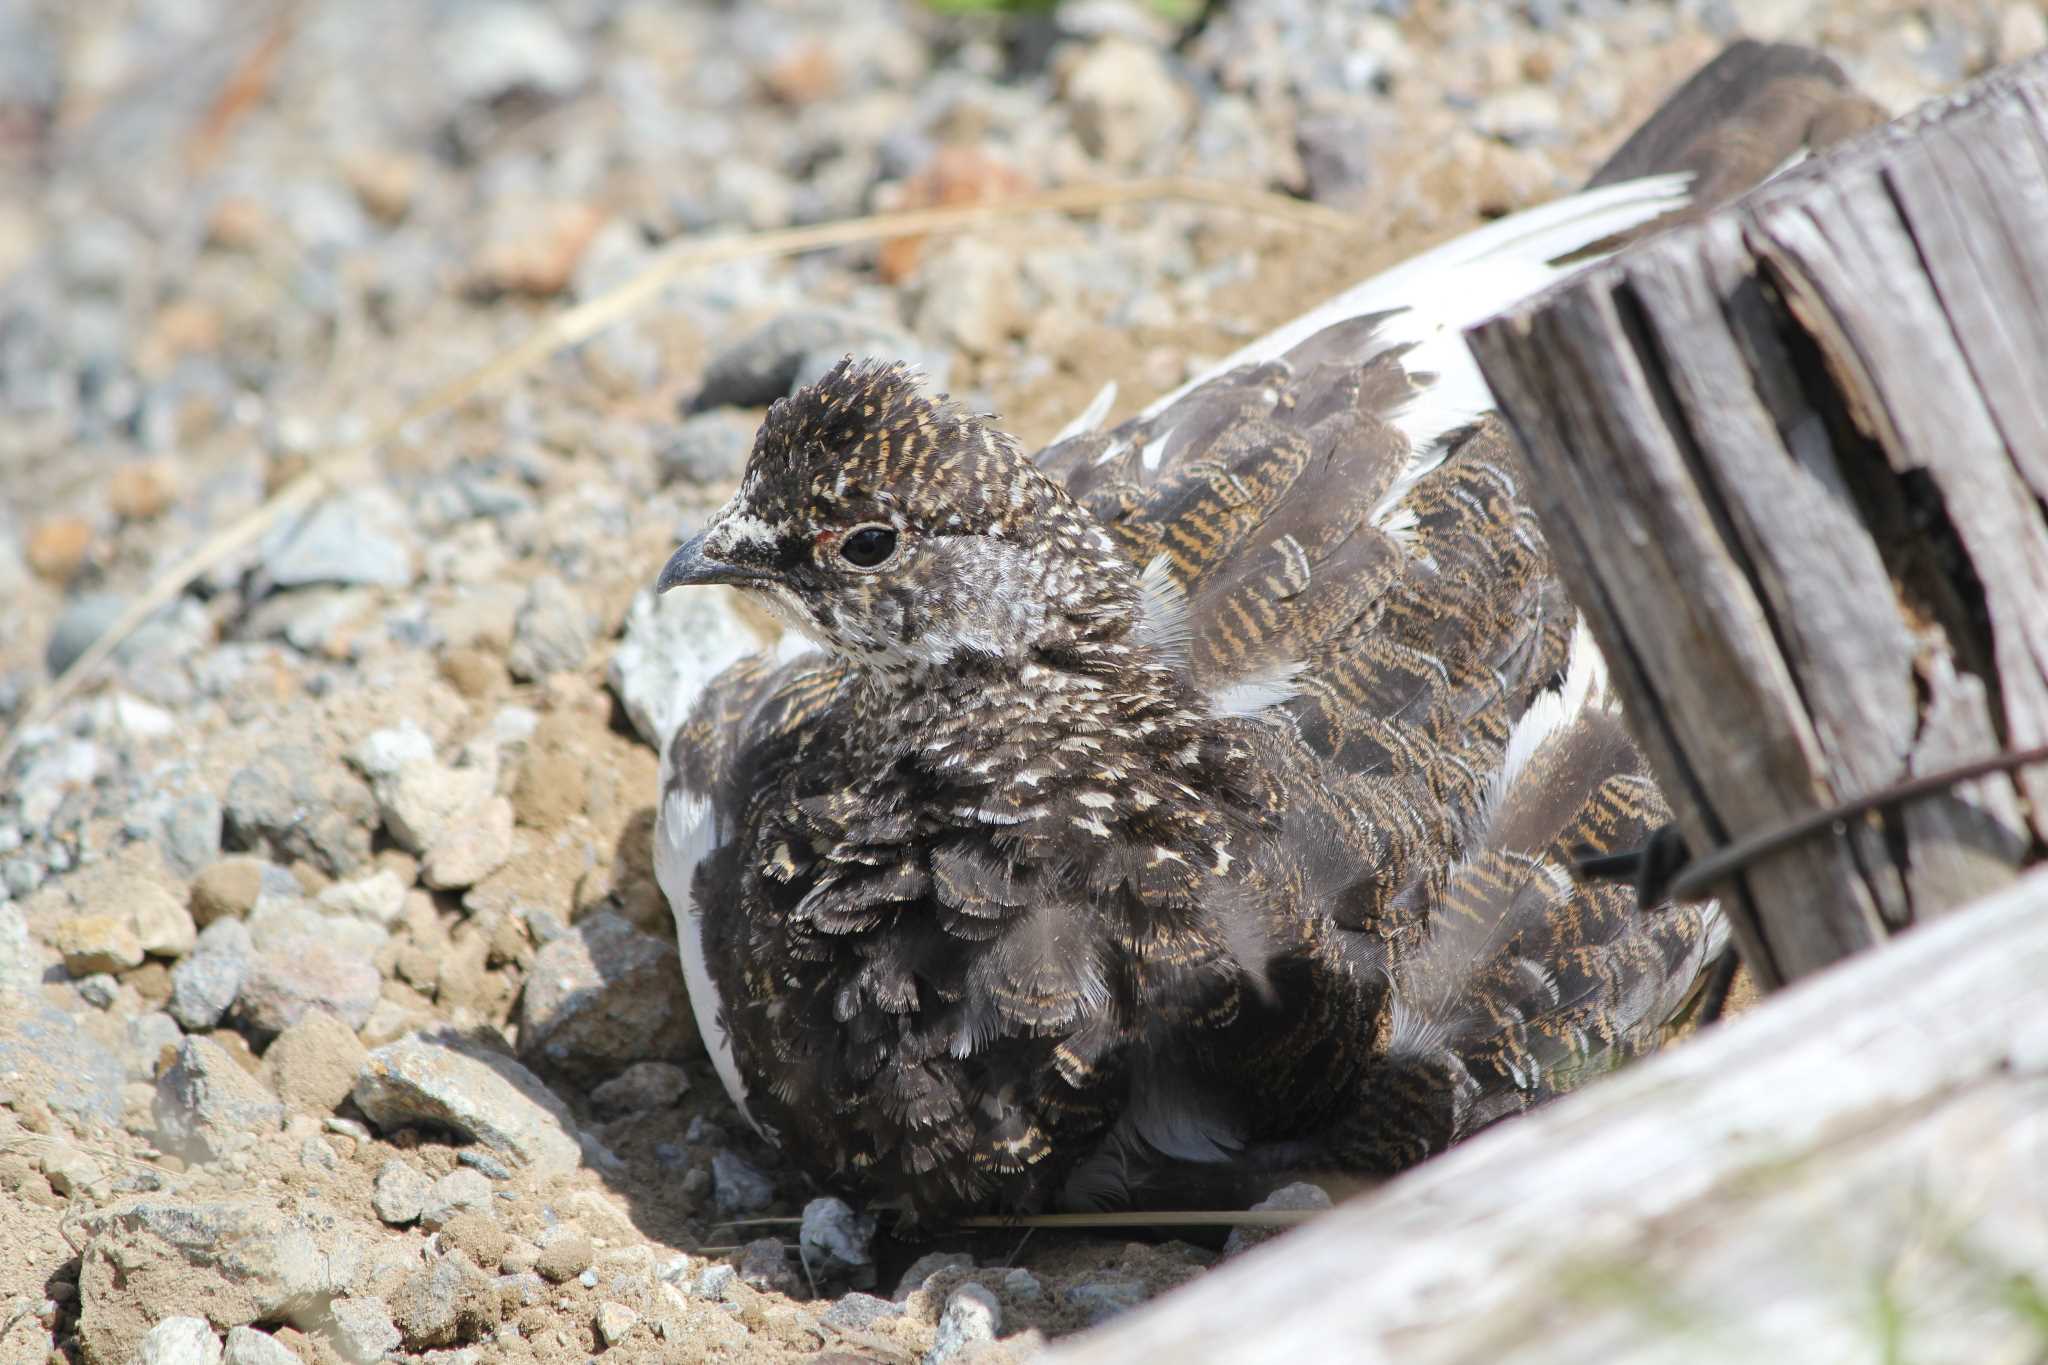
[647,42,1875,1221]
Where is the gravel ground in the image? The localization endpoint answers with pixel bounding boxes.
[0,1,2029,1362]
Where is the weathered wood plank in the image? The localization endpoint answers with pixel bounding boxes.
[1467,51,2048,984]
[1046,866,2048,1365]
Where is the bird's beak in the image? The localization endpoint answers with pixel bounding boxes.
[656,528,742,593]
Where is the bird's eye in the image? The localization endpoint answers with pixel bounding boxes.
[839,525,898,569]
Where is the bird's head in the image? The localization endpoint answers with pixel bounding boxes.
[657,359,1140,671]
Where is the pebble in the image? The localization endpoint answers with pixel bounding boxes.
[139,1316,224,1365]
[223,745,378,876]
[420,1167,494,1230]
[687,308,926,412]
[373,1159,432,1225]
[316,869,408,925]
[125,1009,184,1080]
[237,936,382,1035]
[437,0,590,107]
[910,237,1022,359]
[656,411,754,487]
[168,917,253,1031]
[736,1238,801,1296]
[534,1225,594,1284]
[160,792,225,877]
[1002,1268,1042,1301]
[222,1325,304,1365]
[53,913,145,975]
[0,901,39,996]
[372,759,495,859]
[40,1140,107,1197]
[422,794,514,890]
[1062,35,1191,169]
[258,491,417,591]
[457,1148,514,1180]
[75,972,120,1007]
[129,878,199,958]
[1473,84,1565,145]
[1223,1180,1334,1256]
[710,1149,777,1216]
[388,1254,496,1349]
[189,856,267,926]
[321,1295,401,1365]
[1064,1275,1148,1324]
[0,1000,125,1124]
[264,1007,368,1114]
[505,574,597,681]
[26,517,93,583]
[799,1196,877,1285]
[352,1031,584,1174]
[821,1292,902,1331]
[594,1300,640,1347]
[154,1035,288,1162]
[519,911,697,1075]
[589,1059,691,1117]
[928,1282,1001,1365]
[109,461,178,521]
[894,1251,974,1302]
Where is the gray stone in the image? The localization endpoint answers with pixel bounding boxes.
[76,1199,368,1364]
[320,1295,401,1364]
[352,1031,583,1174]
[457,1148,513,1180]
[656,411,753,487]
[1473,85,1564,146]
[928,1283,1001,1365]
[735,1238,799,1296]
[40,1140,106,1196]
[223,744,378,876]
[1223,1180,1333,1256]
[505,574,596,681]
[75,972,119,1008]
[895,1251,974,1302]
[420,1167,493,1230]
[1063,34,1190,169]
[373,759,494,859]
[687,308,924,412]
[222,1325,304,1365]
[0,900,39,996]
[237,936,381,1036]
[607,582,773,749]
[130,879,199,958]
[422,794,513,891]
[518,911,697,1076]
[437,0,589,106]
[373,1159,433,1225]
[594,1301,639,1347]
[388,1254,496,1349]
[1001,1267,1042,1301]
[799,1196,876,1285]
[589,1060,690,1117]
[259,490,416,591]
[316,869,407,926]
[710,1149,776,1216]
[350,721,435,781]
[139,1315,223,1365]
[125,1011,184,1081]
[1064,1275,1147,1324]
[154,1036,287,1162]
[820,1292,902,1331]
[534,1224,594,1283]
[0,999,123,1124]
[1297,108,1378,206]
[160,793,225,877]
[265,1008,368,1114]
[46,592,127,676]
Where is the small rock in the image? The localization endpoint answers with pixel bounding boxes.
[350,722,435,781]
[437,0,589,106]
[109,461,178,521]
[588,1060,690,1117]
[54,913,144,975]
[0,901,40,996]
[190,856,267,926]
[262,1006,366,1118]
[687,308,926,413]
[223,1325,304,1365]
[505,575,597,681]
[1474,85,1563,146]
[423,795,513,891]
[690,1263,736,1300]
[1063,35,1191,169]
[222,1325,303,1365]
[159,793,225,877]
[1001,1268,1042,1301]
[710,1150,776,1216]
[821,1292,902,1331]
[438,1211,509,1270]
[125,1010,183,1080]
[594,1301,639,1347]
[259,490,416,591]
[45,592,126,674]
[1064,1275,1147,1324]
[518,911,698,1075]
[39,1141,106,1197]
[911,237,1021,359]
[607,583,774,749]
[1223,1181,1332,1256]
[1297,108,1378,207]
[168,917,252,1031]
[352,1031,584,1174]
[130,879,199,958]
[223,745,377,876]
[374,760,495,859]
[373,1159,433,1225]
[800,1196,877,1285]
[237,937,382,1035]
[154,1036,287,1162]
[894,1251,973,1302]
[139,1315,223,1365]
[420,1168,493,1230]
[0,999,124,1124]
[656,411,753,486]
[316,869,407,926]
[457,1148,513,1180]
[321,1295,401,1365]
[735,1238,800,1296]
[75,972,119,1007]
[534,1225,594,1284]
[928,1283,1001,1365]
[27,517,93,583]
[389,1254,496,1349]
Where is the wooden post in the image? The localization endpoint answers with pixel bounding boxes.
[1466,52,2048,989]
[1044,865,2048,1365]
